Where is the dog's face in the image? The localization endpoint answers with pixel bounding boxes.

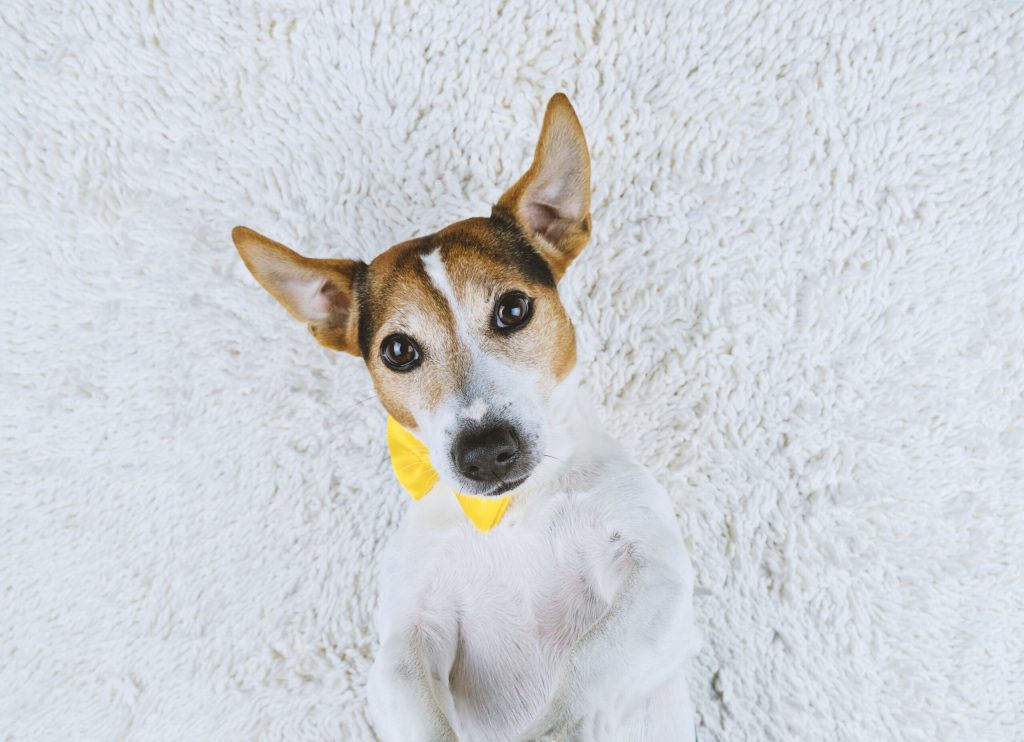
[232,94,590,496]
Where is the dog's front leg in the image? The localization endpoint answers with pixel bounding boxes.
[368,623,459,742]
[517,528,693,741]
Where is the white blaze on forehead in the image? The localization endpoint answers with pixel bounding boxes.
[462,398,487,422]
[421,249,463,328]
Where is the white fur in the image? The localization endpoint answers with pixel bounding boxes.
[368,374,698,741]
[462,398,488,422]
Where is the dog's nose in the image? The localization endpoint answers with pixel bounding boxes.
[453,424,520,484]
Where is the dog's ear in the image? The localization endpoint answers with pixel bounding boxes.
[497,93,591,280]
[231,227,364,355]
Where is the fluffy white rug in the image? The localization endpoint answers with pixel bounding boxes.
[3,1,1023,739]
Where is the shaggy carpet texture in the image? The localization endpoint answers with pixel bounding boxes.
[3,1,1023,740]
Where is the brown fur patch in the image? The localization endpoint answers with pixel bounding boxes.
[357,217,576,429]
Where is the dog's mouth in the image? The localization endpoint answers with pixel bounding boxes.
[476,475,530,498]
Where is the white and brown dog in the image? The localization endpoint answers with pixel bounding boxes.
[232,94,698,742]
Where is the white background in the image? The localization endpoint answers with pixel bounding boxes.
[2,1,1022,739]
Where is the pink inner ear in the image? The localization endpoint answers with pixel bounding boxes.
[522,143,587,249]
[276,273,348,323]
[526,201,571,246]
[317,279,350,320]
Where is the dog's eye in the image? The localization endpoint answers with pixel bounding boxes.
[380,334,422,372]
[493,292,533,332]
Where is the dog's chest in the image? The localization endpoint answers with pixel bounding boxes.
[456,497,613,648]
[388,490,623,739]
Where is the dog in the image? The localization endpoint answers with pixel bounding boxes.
[231,94,698,741]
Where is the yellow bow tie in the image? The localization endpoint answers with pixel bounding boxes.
[386,416,510,532]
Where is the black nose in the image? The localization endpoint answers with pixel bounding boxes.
[453,424,520,484]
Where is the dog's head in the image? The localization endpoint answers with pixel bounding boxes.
[232,94,590,496]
